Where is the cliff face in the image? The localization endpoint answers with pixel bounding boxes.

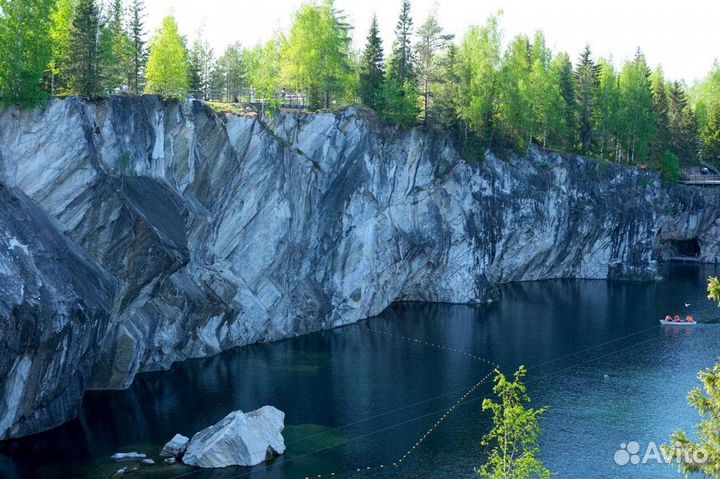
[0,97,718,439]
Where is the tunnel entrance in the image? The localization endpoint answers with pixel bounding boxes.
[670,238,701,258]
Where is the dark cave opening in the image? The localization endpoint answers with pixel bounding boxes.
[670,238,702,258]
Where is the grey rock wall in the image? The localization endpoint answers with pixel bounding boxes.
[0,96,717,439]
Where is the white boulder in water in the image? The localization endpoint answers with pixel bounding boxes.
[160,433,189,458]
[183,406,285,468]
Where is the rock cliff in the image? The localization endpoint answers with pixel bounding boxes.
[0,96,718,439]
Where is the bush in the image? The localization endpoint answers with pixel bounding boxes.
[659,150,682,183]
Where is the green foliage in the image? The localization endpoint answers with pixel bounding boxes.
[358,14,385,112]
[281,0,352,110]
[144,16,188,98]
[100,0,134,93]
[668,81,698,164]
[414,11,453,125]
[380,77,419,129]
[127,0,146,93]
[68,0,101,97]
[214,42,245,102]
[455,17,502,147]
[387,0,415,86]
[617,50,656,164]
[574,44,600,153]
[709,277,720,305]
[649,67,671,162]
[48,0,74,95]
[701,98,720,162]
[188,27,215,99]
[659,150,681,183]
[477,366,551,479]
[665,362,720,477]
[244,38,281,114]
[0,0,55,107]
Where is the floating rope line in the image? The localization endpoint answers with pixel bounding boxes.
[299,326,499,478]
[364,326,499,369]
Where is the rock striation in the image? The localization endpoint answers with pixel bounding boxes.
[0,96,718,439]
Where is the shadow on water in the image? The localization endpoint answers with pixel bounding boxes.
[1,263,719,478]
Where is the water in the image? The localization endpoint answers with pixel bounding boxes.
[2,264,719,479]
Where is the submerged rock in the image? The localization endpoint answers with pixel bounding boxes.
[163,457,177,465]
[111,452,147,461]
[141,458,155,465]
[183,406,286,468]
[160,433,189,458]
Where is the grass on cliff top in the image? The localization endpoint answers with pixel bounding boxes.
[206,101,254,117]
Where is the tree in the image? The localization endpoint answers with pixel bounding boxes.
[68,0,101,97]
[553,52,576,150]
[617,49,655,164]
[594,58,620,160]
[144,16,188,98]
[188,27,215,99]
[358,14,385,112]
[281,0,353,110]
[0,0,55,107]
[527,33,567,149]
[455,16,502,148]
[48,0,75,95]
[701,99,720,162]
[497,35,532,150]
[414,11,453,125]
[100,0,133,92]
[244,37,281,115]
[432,43,459,131]
[668,81,698,164]
[574,44,599,153]
[127,0,146,93]
[214,42,245,102]
[477,366,551,479]
[649,67,671,162]
[381,76,419,128]
[387,0,415,85]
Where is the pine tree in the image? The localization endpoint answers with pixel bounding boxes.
[574,44,600,153]
[387,0,415,85]
[68,0,101,97]
[188,28,215,99]
[358,14,385,113]
[100,0,133,92]
[0,0,55,107]
[415,11,453,125]
[144,16,189,98]
[668,81,698,164]
[649,67,671,162]
[553,52,576,150]
[128,0,146,93]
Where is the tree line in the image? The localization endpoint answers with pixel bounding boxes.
[1,0,720,174]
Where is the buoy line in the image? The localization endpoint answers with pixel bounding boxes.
[168,323,668,479]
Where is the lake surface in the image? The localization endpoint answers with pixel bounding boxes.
[2,264,719,479]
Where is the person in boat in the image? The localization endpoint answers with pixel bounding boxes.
[674,315,681,322]
[665,315,672,322]
[686,315,694,323]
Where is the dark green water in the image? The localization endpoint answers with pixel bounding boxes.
[1,264,719,479]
